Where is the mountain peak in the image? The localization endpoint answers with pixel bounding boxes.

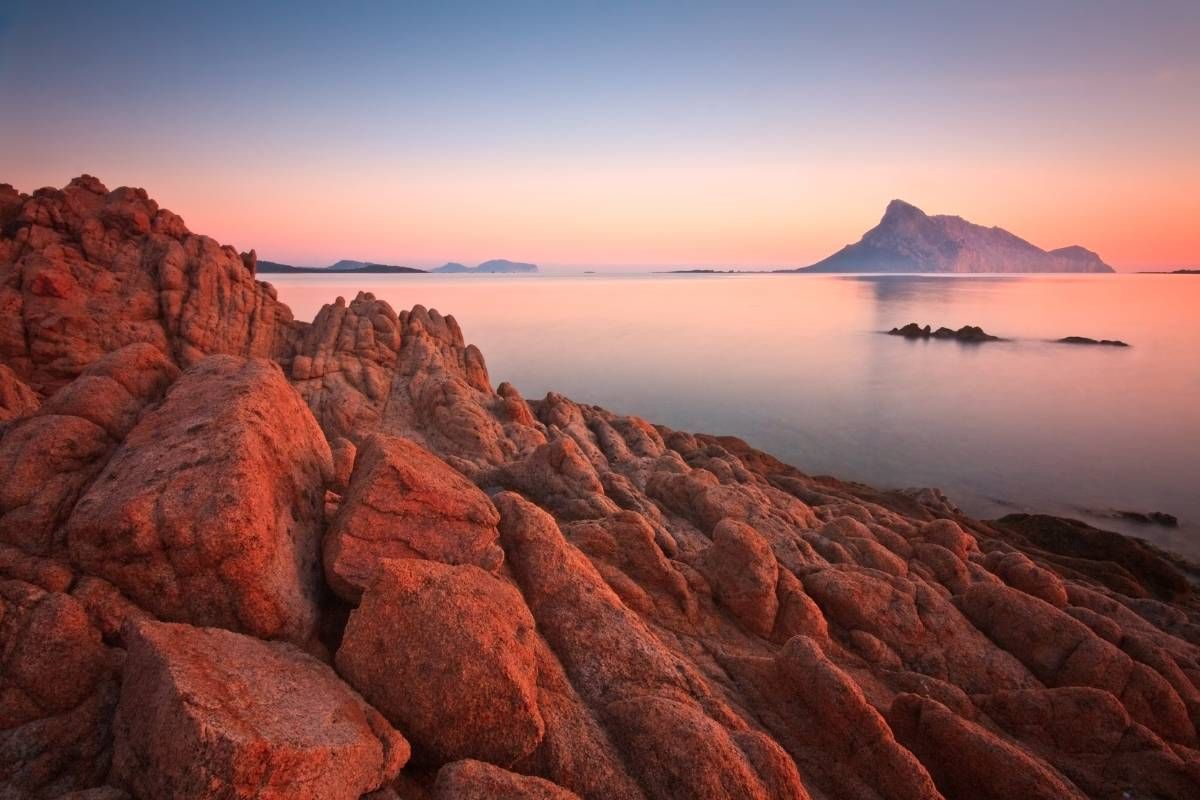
[796,202,1114,274]
[881,199,925,222]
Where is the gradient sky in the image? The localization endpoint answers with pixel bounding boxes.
[1,1,1197,270]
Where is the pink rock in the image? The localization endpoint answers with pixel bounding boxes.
[324,433,503,601]
[67,356,331,644]
[112,621,408,800]
[336,559,544,767]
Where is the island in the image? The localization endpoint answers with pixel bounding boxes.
[784,199,1115,274]
[257,259,426,274]
[1057,336,1130,347]
[433,259,539,274]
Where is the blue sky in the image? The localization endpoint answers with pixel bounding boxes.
[1,1,1197,268]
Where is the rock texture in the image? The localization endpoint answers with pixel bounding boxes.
[66,356,332,645]
[795,199,1115,273]
[336,559,543,767]
[1,177,1197,800]
[323,433,503,600]
[112,621,408,800]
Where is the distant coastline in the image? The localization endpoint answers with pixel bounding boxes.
[257,260,425,274]
[258,258,540,275]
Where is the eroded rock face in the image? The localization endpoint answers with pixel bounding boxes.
[112,621,408,800]
[0,363,39,422]
[323,433,503,601]
[4,177,1200,800]
[0,176,299,395]
[0,583,121,798]
[336,559,544,767]
[888,693,1086,800]
[433,759,582,800]
[66,356,331,644]
[0,343,179,558]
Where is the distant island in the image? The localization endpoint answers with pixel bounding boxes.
[257,259,425,274]
[1138,269,1199,274]
[433,259,538,274]
[256,257,541,275]
[655,268,752,274]
[783,199,1114,274]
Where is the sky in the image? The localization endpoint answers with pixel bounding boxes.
[0,1,1197,271]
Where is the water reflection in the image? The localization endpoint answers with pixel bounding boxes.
[271,272,1200,559]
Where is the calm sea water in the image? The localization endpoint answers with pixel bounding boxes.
[272,273,1200,559]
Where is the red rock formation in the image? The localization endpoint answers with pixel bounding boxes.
[0,364,39,422]
[336,559,544,767]
[2,177,1199,799]
[432,759,581,800]
[112,621,408,799]
[0,176,298,395]
[324,433,503,601]
[66,355,331,644]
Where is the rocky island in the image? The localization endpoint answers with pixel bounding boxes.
[889,323,1002,342]
[2,177,1199,800]
[788,200,1115,274]
[1057,336,1131,347]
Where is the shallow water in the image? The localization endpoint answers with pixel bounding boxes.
[271,272,1200,559]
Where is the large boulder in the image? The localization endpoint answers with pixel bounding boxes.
[0,343,179,558]
[67,356,332,644]
[703,518,779,638]
[111,621,408,800]
[323,433,503,601]
[336,559,544,766]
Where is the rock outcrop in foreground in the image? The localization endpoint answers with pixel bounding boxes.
[1,177,1197,799]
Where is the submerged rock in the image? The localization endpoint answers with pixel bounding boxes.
[888,322,1000,341]
[1057,335,1130,346]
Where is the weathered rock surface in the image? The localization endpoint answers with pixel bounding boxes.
[0,176,299,395]
[66,355,331,644]
[324,433,503,601]
[433,759,581,800]
[3,177,1199,800]
[0,364,39,422]
[336,559,544,767]
[0,582,121,798]
[112,621,408,800]
[0,343,179,558]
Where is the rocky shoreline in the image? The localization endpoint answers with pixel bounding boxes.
[2,177,1199,799]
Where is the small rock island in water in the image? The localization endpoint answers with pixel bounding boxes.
[888,322,1001,342]
[1057,336,1130,347]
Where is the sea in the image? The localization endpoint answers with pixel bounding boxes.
[271,272,1200,560]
